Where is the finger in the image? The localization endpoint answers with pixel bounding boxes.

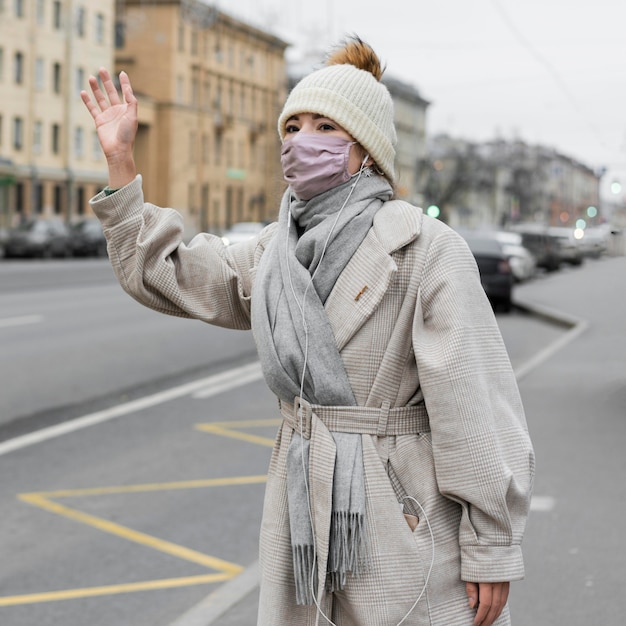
[99,67,122,105]
[473,583,493,626]
[119,71,137,108]
[490,582,509,622]
[88,74,110,110]
[466,581,479,610]
[80,89,99,119]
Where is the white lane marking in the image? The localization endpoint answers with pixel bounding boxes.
[0,362,263,457]
[0,315,44,329]
[530,496,555,512]
[192,364,263,398]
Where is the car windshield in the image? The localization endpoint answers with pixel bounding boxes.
[15,220,38,232]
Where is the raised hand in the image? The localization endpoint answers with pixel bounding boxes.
[81,68,137,188]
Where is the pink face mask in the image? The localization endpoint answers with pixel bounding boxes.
[280,133,355,200]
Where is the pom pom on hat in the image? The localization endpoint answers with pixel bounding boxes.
[278,37,397,183]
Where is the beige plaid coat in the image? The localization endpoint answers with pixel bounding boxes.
[91,177,534,626]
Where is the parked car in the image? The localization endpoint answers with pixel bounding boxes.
[492,231,537,282]
[547,227,584,266]
[578,226,609,258]
[220,221,266,246]
[508,224,561,272]
[0,227,8,258]
[4,218,72,258]
[70,218,108,257]
[458,231,514,312]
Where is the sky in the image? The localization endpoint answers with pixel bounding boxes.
[213,0,626,201]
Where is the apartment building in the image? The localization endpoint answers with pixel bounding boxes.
[383,75,429,205]
[0,0,115,227]
[115,0,288,235]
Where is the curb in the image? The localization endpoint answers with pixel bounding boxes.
[168,561,260,626]
[512,297,589,382]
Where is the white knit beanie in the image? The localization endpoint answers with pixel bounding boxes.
[278,63,397,183]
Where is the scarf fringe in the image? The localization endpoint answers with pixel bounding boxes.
[326,511,366,593]
[293,544,317,605]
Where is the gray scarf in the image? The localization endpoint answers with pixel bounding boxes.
[251,172,393,604]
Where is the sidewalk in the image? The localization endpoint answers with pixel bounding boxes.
[169,255,626,626]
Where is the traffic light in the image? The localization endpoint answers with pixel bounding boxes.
[426,205,440,218]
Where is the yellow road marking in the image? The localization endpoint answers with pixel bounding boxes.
[195,418,281,448]
[6,417,279,608]
[19,493,245,574]
[0,573,232,607]
[29,474,268,498]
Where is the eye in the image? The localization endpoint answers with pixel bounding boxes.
[285,124,299,134]
[318,122,336,131]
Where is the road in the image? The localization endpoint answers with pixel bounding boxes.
[0,256,624,625]
[0,259,258,436]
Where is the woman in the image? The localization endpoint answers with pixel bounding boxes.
[81,36,534,626]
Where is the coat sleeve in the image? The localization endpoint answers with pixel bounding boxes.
[412,226,535,583]
[89,175,275,330]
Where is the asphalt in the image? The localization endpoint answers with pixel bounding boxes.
[167,254,626,626]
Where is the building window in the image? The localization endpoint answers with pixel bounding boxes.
[16,182,24,214]
[34,183,44,214]
[214,132,222,165]
[189,131,195,164]
[76,186,85,215]
[95,13,104,44]
[52,62,61,94]
[74,127,83,158]
[177,23,185,52]
[115,19,124,49]
[14,51,24,84]
[191,77,199,106]
[0,48,4,82]
[92,131,101,160]
[202,134,209,164]
[176,76,184,104]
[76,6,85,37]
[53,184,62,214]
[51,123,60,154]
[33,121,43,153]
[53,1,62,30]
[12,117,23,150]
[36,0,44,24]
[13,0,23,18]
[35,57,45,90]
[75,67,84,97]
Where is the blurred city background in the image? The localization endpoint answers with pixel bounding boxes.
[1,2,625,626]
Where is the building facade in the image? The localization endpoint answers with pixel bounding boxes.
[382,75,429,205]
[421,134,602,230]
[115,0,288,236]
[0,0,115,227]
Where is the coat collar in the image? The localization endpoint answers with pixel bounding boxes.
[326,200,423,351]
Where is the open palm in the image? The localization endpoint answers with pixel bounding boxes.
[81,68,138,162]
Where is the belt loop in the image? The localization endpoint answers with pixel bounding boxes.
[294,396,312,440]
[377,400,391,437]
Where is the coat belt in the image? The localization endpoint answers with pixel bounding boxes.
[279,396,430,440]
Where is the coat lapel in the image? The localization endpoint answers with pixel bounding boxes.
[326,200,423,352]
